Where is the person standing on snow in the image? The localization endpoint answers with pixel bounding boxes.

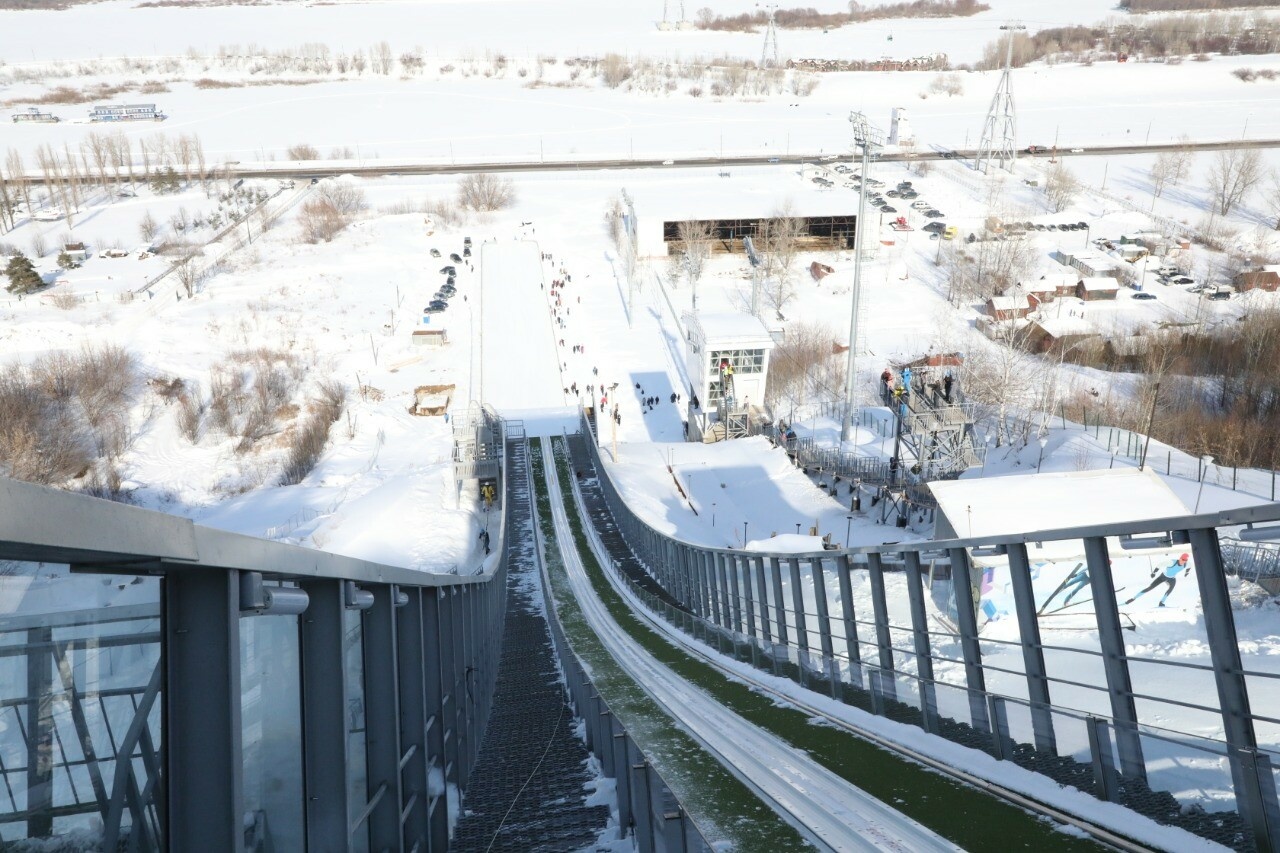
[1125,554,1192,607]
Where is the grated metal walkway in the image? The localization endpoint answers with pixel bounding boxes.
[450,439,609,853]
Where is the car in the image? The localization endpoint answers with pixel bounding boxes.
[1077,221,1088,230]
[1171,276,1194,285]
[911,200,931,210]
[943,226,959,240]
[897,181,913,190]
[923,222,946,234]
[1047,224,1058,231]
[900,189,919,199]
[430,248,442,258]
[1070,148,1085,153]
[463,236,472,246]
[768,157,781,163]
[941,151,956,159]
[1025,145,1044,154]
[424,300,447,313]
[924,209,944,218]
[463,246,472,257]
[1034,223,1047,231]
[1209,291,1232,301]
[1131,292,1158,301]
[880,205,897,213]
[446,275,456,286]
[820,154,838,161]
[834,164,851,173]
[662,159,675,166]
[439,265,456,275]
[449,253,463,263]
[886,189,900,198]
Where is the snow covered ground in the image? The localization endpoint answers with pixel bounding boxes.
[4,0,1280,843]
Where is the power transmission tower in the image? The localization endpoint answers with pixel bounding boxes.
[841,112,883,444]
[759,3,780,68]
[975,22,1025,175]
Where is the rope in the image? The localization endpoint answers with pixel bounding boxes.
[482,698,568,853]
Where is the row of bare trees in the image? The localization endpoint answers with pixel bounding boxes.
[0,131,214,234]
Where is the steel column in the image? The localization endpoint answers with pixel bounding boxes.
[741,556,758,640]
[363,584,403,853]
[810,558,838,696]
[1004,544,1057,754]
[299,579,351,852]
[716,553,733,628]
[901,552,937,728]
[947,548,991,733]
[421,587,449,853]
[25,626,53,838]
[769,557,789,646]
[164,570,243,852]
[836,554,864,689]
[865,552,896,700]
[755,556,773,645]
[1083,536,1144,780]
[396,587,430,849]
[727,554,743,635]
[1189,526,1275,850]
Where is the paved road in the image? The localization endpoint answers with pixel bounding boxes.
[218,137,1280,181]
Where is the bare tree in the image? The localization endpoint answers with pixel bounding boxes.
[942,215,1038,306]
[457,173,515,212]
[5,149,31,215]
[286,143,321,161]
[138,211,159,242]
[764,321,843,410]
[175,250,202,298]
[373,41,394,75]
[756,205,805,309]
[1208,147,1264,216]
[1150,150,1179,202]
[1043,161,1080,213]
[674,219,714,290]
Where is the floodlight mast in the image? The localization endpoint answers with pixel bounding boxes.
[841,112,882,444]
[975,22,1025,175]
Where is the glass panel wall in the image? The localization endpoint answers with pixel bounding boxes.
[0,560,161,849]
[344,606,369,853]
[240,607,303,850]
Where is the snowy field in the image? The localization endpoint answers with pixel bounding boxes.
[4,0,1280,845]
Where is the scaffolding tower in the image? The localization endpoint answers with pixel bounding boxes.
[760,3,780,68]
[975,23,1026,175]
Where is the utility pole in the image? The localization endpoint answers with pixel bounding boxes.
[841,112,883,444]
[976,22,1025,175]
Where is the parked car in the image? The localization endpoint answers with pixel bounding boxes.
[1209,290,1232,301]
[923,222,947,234]
[425,300,448,313]
[911,200,931,210]
[1131,292,1158,301]
[924,209,944,218]
[446,275,456,287]
[449,253,463,263]
[1077,221,1088,230]
[439,265,456,275]
[880,205,897,213]
[1171,275,1194,285]
[943,226,959,240]
[463,246,471,257]
[900,189,919,199]
[463,236,472,246]
[430,248,442,258]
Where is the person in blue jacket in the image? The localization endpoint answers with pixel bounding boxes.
[1125,553,1192,607]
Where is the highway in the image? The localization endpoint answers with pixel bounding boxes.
[218,136,1280,181]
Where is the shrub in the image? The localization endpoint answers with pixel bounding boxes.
[280,380,346,485]
[457,173,515,212]
[286,142,321,160]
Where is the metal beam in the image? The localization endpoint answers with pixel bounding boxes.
[1004,544,1057,754]
[901,552,937,728]
[299,579,351,853]
[362,585,403,852]
[164,570,243,852]
[947,548,991,734]
[396,587,431,850]
[1083,536,1145,780]
[1188,526,1274,850]
[836,554,864,689]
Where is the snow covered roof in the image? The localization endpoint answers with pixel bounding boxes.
[989,294,1029,311]
[1031,316,1096,338]
[685,311,775,347]
[628,175,858,222]
[1078,277,1119,291]
[930,468,1188,543]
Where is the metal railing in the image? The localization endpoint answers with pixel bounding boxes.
[578,408,1280,852]
[0,418,512,852]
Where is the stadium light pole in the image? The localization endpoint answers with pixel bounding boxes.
[841,112,882,444]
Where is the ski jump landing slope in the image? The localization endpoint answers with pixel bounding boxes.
[479,239,563,413]
[539,441,958,853]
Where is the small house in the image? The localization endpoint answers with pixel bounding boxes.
[1070,252,1121,279]
[411,329,448,347]
[1234,266,1280,293]
[62,242,88,262]
[986,293,1031,321]
[409,384,454,417]
[1026,317,1100,354]
[1076,277,1120,301]
[89,103,161,122]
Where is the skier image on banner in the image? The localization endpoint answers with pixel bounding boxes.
[1125,553,1192,608]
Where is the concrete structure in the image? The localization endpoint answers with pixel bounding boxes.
[888,107,915,147]
[627,181,860,258]
[683,311,775,442]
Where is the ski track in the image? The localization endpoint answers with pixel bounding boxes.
[539,440,959,853]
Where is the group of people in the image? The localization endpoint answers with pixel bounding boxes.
[879,365,956,407]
